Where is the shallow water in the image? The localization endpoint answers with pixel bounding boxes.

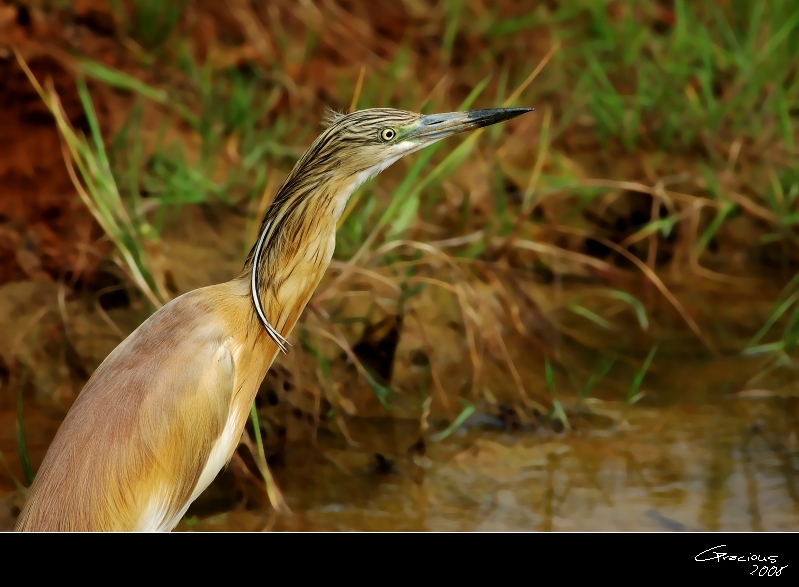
[178,385,799,532]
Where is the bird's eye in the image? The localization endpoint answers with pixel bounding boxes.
[380,128,396,142]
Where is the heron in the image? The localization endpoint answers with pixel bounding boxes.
[15,106,533,531]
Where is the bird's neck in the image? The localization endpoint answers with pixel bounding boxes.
[245,174,365,344]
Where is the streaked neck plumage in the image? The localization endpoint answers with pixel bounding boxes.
[242,158,394,351]
[241,109,425,349]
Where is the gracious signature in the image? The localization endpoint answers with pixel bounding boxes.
[695,546,788,576]
[695,545,778,564]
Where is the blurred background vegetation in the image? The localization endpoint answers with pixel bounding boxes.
[0,0,797,531]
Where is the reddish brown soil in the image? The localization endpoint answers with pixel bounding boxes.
[0,3,113,285]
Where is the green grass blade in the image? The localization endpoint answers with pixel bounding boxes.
[567,304,616,330]
[746,292,799,349]
[430,398,476,442]
[544,357,555,392]
[567,289,649,331]
[81,60,168,102]
[627,345,657,404]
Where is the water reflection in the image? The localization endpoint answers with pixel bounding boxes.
[176,396,798,531]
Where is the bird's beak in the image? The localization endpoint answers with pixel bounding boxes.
[407,107,534,142]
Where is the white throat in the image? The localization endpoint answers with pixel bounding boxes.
[331,151,408,221]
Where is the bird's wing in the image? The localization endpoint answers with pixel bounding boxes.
[16,290,239,532]
[134,333,238,531]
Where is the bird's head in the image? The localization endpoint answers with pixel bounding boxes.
[247,106,533,350]
[307,107,534,183]
[260,106,534,244]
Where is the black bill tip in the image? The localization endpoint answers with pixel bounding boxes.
[466,107,535,129]
[412,107,535,141]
